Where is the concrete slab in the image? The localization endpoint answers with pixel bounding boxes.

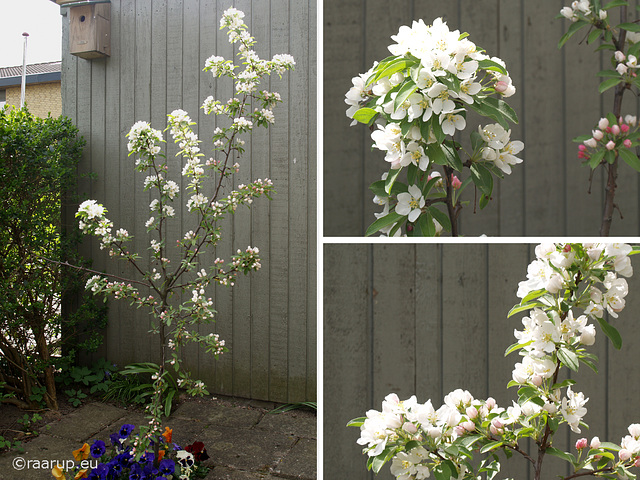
[197,424,296,472]
[0,396,316,479]
[256,412,316,439]
[172,399,263,428]
[45,402,127,443]
[206,465,278,479]
[274,438,317,480]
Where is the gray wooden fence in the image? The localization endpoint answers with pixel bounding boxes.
[324,0,640,236]
[60,0,316,403]
[324,244,640,479]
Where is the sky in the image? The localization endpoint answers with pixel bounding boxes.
[0,0,62,67]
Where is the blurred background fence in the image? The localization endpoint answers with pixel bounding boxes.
[324,243,640,478]
[324,0,640,236]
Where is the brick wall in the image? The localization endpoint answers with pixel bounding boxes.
[5,82,61,118]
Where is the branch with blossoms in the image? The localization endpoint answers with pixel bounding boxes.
[345,18,523,237]
[349,243,640,480]
[559,0,640,235]
[73,6,294,467]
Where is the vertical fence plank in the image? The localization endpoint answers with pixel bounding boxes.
[323,1,366,235]
[323,244,372,480]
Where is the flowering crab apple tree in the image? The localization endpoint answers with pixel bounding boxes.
[345,18,523,237]
[559,0,640,235]
[75,6,294,460]
[349,243,640,480]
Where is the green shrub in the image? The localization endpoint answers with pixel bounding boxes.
[0,107,105,410]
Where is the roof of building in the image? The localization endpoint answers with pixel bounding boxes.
[0,61,61,88]
[0,61,61,79]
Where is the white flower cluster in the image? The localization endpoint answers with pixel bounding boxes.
[357,390,502,478]
[560,0,607,22]
[127,121,163,158]
[168,109,201,158]
[478,123,524,175]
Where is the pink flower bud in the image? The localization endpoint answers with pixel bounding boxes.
[635,458,640,468]
[466,406,478,419]
[486,397,497,410]
[592,129,604,140]
[621,123,630,133]
[606,140,616,150]
[492,418,504,429]
[579,144,587,151]
[462,421,476,432]
[620,449,632,461]
[403,422,418,434]
[451,174,462,190]
[495,81,508,93]
[612,124,621,135]
[576,438,588,450]
[616,50,627,63]
[599,117,609,130]
[532,374,543,387]
[624,139,632,148]
[591,437,601,449]
[454,425,466,436]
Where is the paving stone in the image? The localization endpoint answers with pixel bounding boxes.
[172,400,263,428]
[206,465,278,479]
[256,411,316,439]
[45,402,128,443]
[274,438,316,480]
[197,424,296,472]
[0,433,88,480]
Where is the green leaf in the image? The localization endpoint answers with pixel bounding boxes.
[603,0,629,9]
[588,149,605,169]
[407,163,418,186]
[504,340,532,356]
[346,417,366,427]
[478,59,507,76]
[595,43,616,51]
[442,142,463,171]
[431,116,445,143]
[597,69,623,78]
[428,206,451,232]
[479,193,490,209]
[480,440,504,454]
[393,80,418,113]
[557,347,579,372]
[470,163,494,197]
[546,446,577,466]
[616,22,640,33]
[596,316,623,349]
[370,57,416,85]
[365,211,404,237]
[352,107,378,124]
[599,77,622,93]
[559,20,590,48]
[619,147,640,173]
[507,301,545,318]
[522,288,548,304]
[385,167,402,194]
[587,28,603,44]
[369,179,407,198]
[551,378,576,390]
[483,97,519,125]
[417,211,436,237]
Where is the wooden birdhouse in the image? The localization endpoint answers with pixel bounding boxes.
[68,3,111,59]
